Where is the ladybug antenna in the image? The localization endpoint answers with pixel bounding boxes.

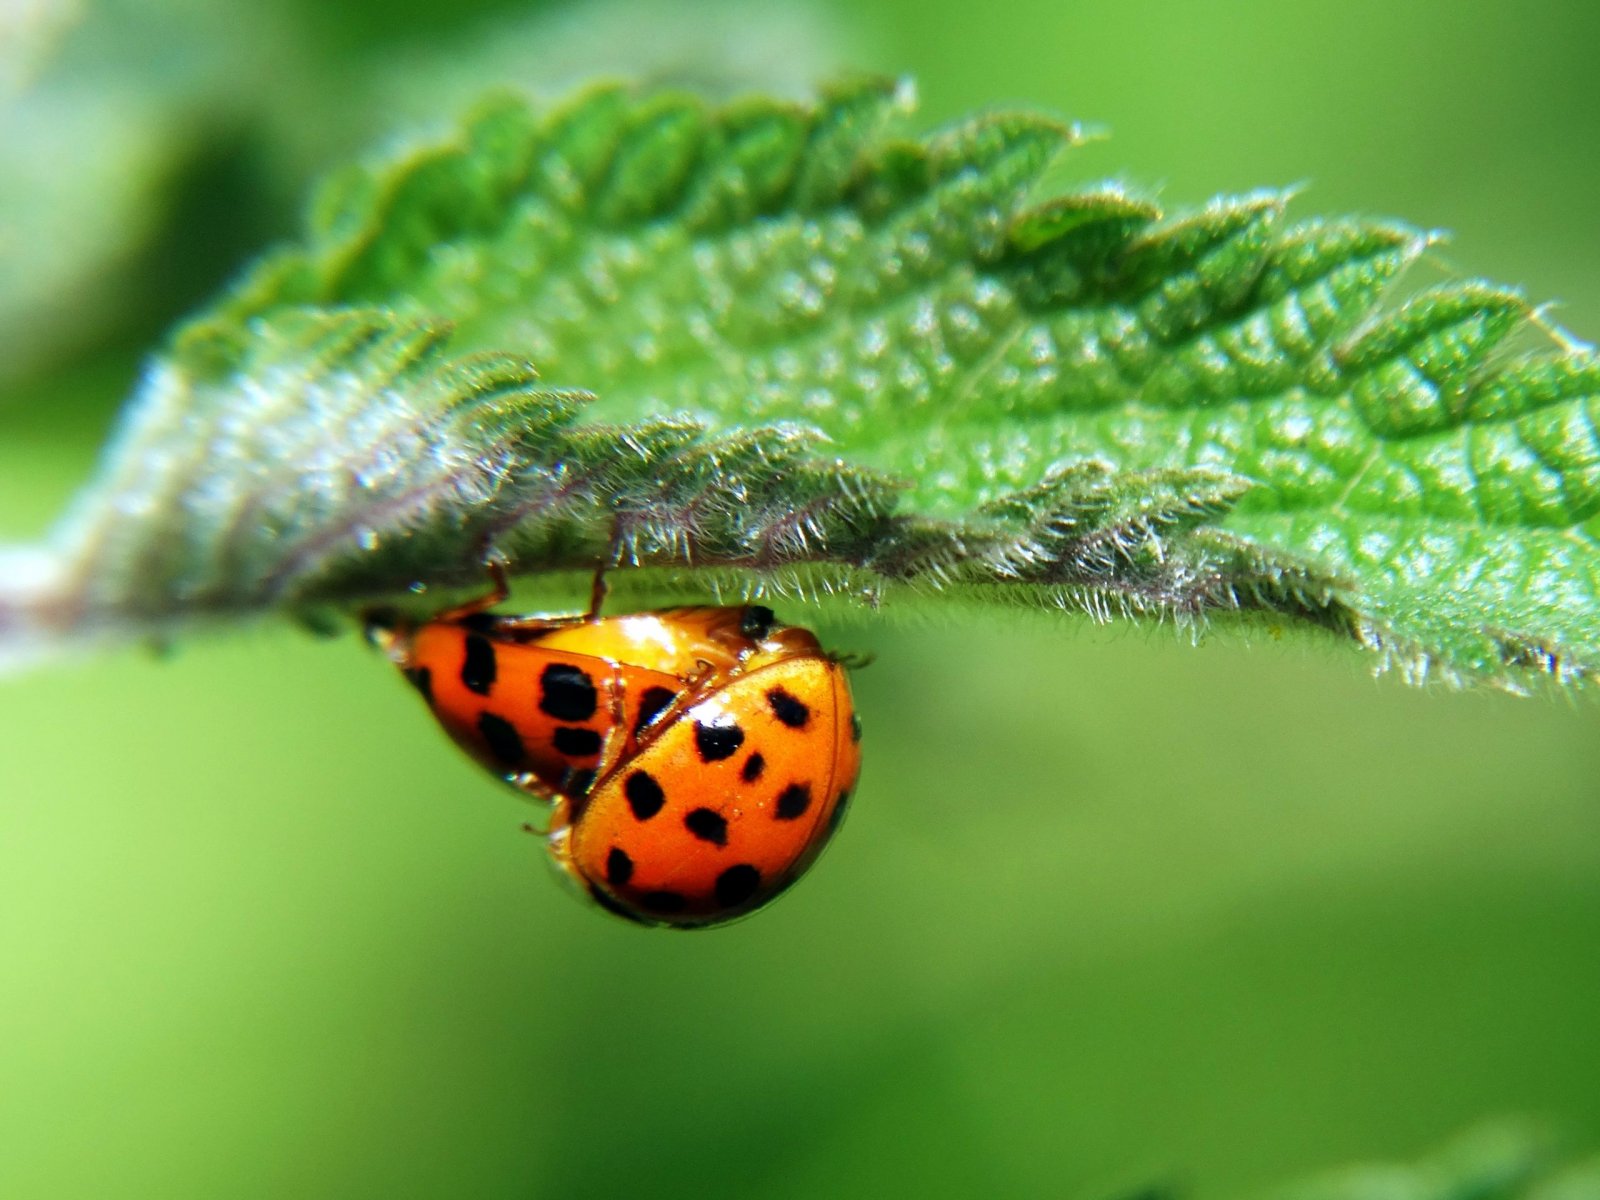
[829,649,876,671]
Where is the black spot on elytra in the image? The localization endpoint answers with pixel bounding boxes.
[639,889,688,914]
[684,808,729,846]
[741,752,766,783]
[459,611,502,633]
[625,771,666,820]
[714,864,762,908]
[553,725,602,758]
[560,767,597,796]
[632,686,677,738]
[539,662,597,721]
[605,847,634,887]
[775,782,812,820]
[404,666,433,705]
[477,712,525,766]
[461,634,497,695]
[850,712,863,743]
[767,687,810,728]
[739,605,776,639]
[694,717,745,762]
[829,788,853,832]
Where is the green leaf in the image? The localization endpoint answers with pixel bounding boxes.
[1099,1123,1599,1200]
[8,79,1600,691]
[1260,1122,1592,1200]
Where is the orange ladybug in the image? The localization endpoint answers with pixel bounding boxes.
[365,569,862,928]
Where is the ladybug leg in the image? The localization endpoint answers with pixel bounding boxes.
[589,659,633,781]
[585,563,610,621]
[432,559,513,623]
[444,557,609,632]
[452,559,614,632]
[586,516,628,620]
[507,770,560,804]
[627,658,722,749]
[508,771,567,837]
[520,795,572,838]
[518,807,558,835]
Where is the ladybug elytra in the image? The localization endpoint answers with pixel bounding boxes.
[366,571,862,928]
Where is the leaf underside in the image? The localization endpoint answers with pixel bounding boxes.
[10,78,1600,690]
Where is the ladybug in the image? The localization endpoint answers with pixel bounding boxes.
[365,567,863,928]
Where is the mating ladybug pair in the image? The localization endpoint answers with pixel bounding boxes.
[365,568,862,929]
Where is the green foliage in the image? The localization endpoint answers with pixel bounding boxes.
[8,79,1600,689]
[1265,1123,1600,1200]
[1095,1124,1600,1200]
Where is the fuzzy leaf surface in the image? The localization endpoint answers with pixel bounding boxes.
[12,80,1600,689]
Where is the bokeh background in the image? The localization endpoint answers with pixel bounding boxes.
[2,2,1598,1197]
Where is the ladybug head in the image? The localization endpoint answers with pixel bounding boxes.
[738,604,776,640]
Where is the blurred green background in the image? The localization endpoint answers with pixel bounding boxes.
[2,2,1598,1197]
